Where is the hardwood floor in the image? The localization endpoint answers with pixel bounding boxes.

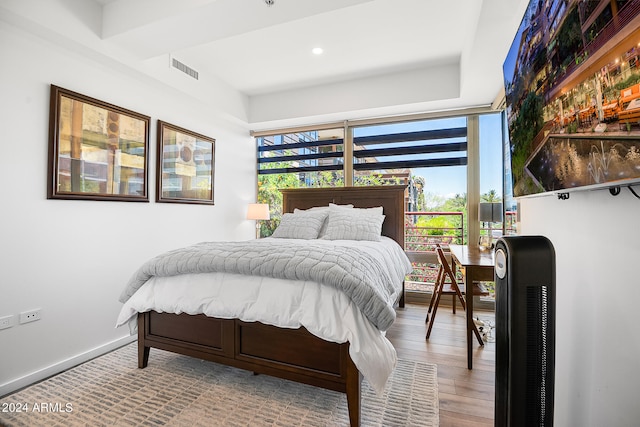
[386,302,495,427]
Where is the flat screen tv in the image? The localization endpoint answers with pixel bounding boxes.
[503,0,640,197]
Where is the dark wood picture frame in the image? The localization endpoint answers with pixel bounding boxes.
[47,85,150,202]
[156,121,215,205]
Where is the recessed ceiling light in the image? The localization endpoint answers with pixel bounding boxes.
[312,47,323,55]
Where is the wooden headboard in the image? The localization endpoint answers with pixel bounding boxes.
[280,185,407,248]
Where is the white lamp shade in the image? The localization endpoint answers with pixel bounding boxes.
[479,202,503,222]
[247,203,270,220]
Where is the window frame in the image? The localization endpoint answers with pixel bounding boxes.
[251,107,501,244]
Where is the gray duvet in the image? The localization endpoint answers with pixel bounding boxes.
[119,238,405,330]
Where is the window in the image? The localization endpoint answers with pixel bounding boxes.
[253,111,505,300]
[353,117,468,205]
[352,117,468,252]
[256,127,344,236]
[348,117,469,294]
[479,113,506,238]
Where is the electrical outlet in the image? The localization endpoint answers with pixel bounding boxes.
[19,309,41,324]
[0,315,13,330]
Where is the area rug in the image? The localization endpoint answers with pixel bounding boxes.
[0,343,438,426]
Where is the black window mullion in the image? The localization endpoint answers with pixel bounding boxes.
[353,142,467,158]
[258,164,344,175]
[258,139,344,152]
[353,157,467,170]
[353,128,466,146]
[259,151,344,164]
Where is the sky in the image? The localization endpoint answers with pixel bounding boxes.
[354,113,504,199]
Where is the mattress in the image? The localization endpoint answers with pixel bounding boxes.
[116,237,412,393]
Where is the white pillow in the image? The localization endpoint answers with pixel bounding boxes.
[293,203,354,214]
[294,204,353,238]
[271,209,328,239]
[324,204,385,241]
[624,89,633,97]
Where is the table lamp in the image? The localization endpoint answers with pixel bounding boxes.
[247,203,270,239]
[479,202,503,248]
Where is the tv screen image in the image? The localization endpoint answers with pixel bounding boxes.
[526,134,640,192]
[503,0,640,197]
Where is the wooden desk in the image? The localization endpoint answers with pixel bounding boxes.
[448,244,495,369]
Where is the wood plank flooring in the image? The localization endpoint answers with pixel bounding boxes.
[386,303,495,427]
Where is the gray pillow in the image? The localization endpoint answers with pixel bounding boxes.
[294,204,353,238]
[271,209,328,239]
[324,204,385,241]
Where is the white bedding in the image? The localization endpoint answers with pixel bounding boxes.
[116,236,412,394]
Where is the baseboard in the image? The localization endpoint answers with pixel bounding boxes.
[0,335,136,398]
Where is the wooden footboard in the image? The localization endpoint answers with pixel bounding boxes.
[133,186,408,427]
[137,311,362,426]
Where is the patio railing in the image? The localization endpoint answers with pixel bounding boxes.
[404,211,464,252]
[404,210,514,297]
[404,211,463,291]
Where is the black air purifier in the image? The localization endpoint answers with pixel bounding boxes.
[494,236,555,427]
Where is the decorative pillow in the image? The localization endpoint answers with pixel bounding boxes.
[624,89,633,97]
[271,209,328,239]
[294,204,353,238]
[323,204,385,241]
[294,203,353,212]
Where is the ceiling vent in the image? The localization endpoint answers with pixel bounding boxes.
[171,57,199,80]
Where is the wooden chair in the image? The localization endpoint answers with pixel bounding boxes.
[425,245,489,345]
[425,248,459,321]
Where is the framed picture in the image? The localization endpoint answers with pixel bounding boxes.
[156,121,215,205]
[48,85,150,201]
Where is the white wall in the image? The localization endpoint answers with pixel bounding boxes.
[519,189,640,427]
[3,5,638,425]
[0,20,256,395]
[249,62,461,128]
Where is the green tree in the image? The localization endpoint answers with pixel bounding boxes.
[257,164,301,237]
[441,193,467,213]
[442,193,468,243]
[421,191,446,211]
[481,189,501,203]
[408,192,467,245]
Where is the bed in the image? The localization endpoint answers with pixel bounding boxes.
[116,185,409,427]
